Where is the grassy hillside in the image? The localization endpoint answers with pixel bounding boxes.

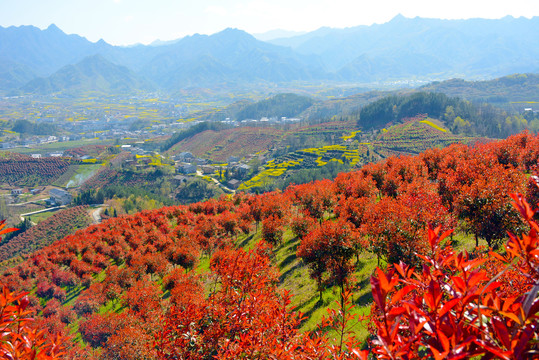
[370,117,478,157]
[21,55,153,95]
[165,116,485,195]
[233,118,477,191]
[0,131,537,358]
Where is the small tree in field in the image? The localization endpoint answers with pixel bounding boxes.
[262,215,285,246]
[455,164,526,248]
[297,219,356,301]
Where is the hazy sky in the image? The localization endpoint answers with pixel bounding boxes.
[1,0,538,45]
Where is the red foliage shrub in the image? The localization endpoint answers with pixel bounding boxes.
[122,279,162,320]
[163,269,204,308]
[290,212,317,240]
[288,179,336,220]
[155,244,321,359]
[42,299,62,318]
[261,215,285,246]
[366,192,539,359]
[79,313,120,348]
[297,219,357,300]
[0,286,67,359]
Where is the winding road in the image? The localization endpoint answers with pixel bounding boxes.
[91,206,105,224]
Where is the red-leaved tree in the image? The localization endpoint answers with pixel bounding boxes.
[366,192,539,359]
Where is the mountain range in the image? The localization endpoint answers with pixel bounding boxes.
[20,54,153,94]
[1,15,539,95]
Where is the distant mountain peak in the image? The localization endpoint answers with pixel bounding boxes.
[219,27,244,33]
[21,53,152,95]
[215,28,254,38]
[390,14,408,22]
[208,28,258,46]
[501,15,518,21]
[45,24,63,33]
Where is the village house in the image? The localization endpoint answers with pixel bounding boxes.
[201,165,215,175]
[227,179,242,190]
[49,188,72,205]
[177,152,195,162]
[177,163,197,174]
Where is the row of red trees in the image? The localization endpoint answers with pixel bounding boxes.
[0,206,91,263]
[0,156,75,186]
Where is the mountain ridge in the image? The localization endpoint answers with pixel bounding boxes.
[21,54,153,95]
[2,16,539,94]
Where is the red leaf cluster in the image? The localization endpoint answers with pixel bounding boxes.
[367,191,539,359]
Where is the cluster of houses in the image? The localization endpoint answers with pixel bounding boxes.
[9,187,72,206]
[48,188,73,205]
[172,152,255,190]
[0,115,187,151]
[30,152,96,160]
[240,116,301,124]
[1,135,70,150]
[0,128,164,150]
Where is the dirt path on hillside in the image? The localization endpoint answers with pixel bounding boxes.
[91,206,105,224]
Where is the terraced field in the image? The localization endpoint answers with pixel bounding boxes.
[239,118,480,190]
[286,120,356,139]
[372,119,471,155]
[170,127,284,162]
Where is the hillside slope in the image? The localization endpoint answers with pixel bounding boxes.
[169,127,284,162]
[0,153,76,186]
[0,206,91,268]
[0,131,538,358]
[420,73,539,107]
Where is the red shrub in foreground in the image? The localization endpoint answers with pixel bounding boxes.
[155,243,325,359]
[0,286,67,359]
[366,192,539,359]
[0,224,68,359]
